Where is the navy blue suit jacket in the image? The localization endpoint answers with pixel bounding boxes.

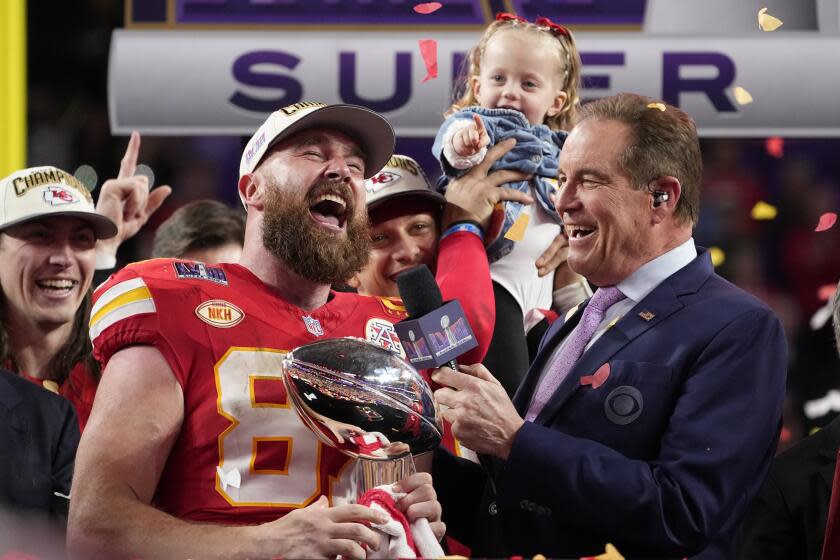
[435,249,787,559]
[0,368,79,524]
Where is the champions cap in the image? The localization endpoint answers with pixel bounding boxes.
[0,166,117,239]
[364,155,444,211]
[239,102,395,180]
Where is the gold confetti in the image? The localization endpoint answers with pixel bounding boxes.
[709,247,726,267]
[758,7,784,31]
[594,543,625,560]
[505,212,530,241]
[733,86,753,105]
[751,201,778,220]
[647,102,666,111]
[42,380,60,393]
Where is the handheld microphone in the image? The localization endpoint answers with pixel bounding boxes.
[395,266,477,371]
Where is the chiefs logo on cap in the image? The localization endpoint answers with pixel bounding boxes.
[365,171,401,193]
[43,186,78,206]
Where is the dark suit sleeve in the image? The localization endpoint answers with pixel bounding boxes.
[499,307,787,556]
[433,447,487,546]
[736,469,800,560]
[50,401,80,522]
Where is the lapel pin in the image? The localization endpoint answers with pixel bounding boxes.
[638,311,656,321]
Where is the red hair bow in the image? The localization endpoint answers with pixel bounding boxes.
[495,12,526,23]
[535,16,570,37]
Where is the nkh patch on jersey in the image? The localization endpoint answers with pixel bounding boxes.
[195,300,244,328]
[365,318,405,358]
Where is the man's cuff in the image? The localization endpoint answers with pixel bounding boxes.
[442,120,488,169]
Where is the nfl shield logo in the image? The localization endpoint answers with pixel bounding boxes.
[302,315,324,336]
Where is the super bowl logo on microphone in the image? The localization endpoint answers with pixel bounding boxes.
[365,318,405,358]
[43,186,79,206]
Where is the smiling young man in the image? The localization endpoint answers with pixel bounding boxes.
[431,93,787,559]
[68,102,525,559]
[0,153,168,431]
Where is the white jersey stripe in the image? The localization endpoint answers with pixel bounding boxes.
[91,276,148,317]
[90,298,157,341]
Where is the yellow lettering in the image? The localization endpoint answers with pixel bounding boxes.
[12,177,26,195]
[280,101,326,116]
[8,168,93,202]
[385,155,421,176]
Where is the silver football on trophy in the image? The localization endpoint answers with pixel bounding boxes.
[282,337,442,460]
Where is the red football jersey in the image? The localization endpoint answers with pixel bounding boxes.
[19,362,97,432]
[90,259,456,524]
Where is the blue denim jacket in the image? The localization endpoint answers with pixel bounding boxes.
[432,107,566,262]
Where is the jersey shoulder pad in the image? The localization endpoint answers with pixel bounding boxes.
[90,264,159,341]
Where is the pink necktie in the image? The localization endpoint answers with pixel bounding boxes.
[525,286,626,422]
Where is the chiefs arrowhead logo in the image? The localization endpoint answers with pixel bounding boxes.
[365,171,401,193]
[43,186,78,206]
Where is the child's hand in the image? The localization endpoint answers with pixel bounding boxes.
[453,114,490,157]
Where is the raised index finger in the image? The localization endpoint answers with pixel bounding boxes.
[472,113,487,137]
[118,131,141,180]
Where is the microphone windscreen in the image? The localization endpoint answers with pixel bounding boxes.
[396,265,443,318]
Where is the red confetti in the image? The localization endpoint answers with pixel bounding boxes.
[819,283,838,302]
[780,426,792,443]
[580,363,610,389]
[418,39,438,82]
[413,2,442,14]
[765,136,784,158]
[816,212,838,232]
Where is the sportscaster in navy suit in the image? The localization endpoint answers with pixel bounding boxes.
[432,92,787,560]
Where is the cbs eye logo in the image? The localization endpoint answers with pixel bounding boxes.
[604,385,643,425]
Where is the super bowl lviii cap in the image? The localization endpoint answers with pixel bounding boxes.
[239,102,395,180]
[365,155,445,211]
[0,166,118,239]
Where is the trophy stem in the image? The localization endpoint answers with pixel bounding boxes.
[355,453,416,500]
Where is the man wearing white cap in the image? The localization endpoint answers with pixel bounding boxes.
[352,153,586,394]
[0,132,170,431]
[69,102,525,559]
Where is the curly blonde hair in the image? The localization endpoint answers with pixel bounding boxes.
[449,17,582,131]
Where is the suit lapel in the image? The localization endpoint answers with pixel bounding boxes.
[532,250,714,425]
[817,418,840,491]
[513,305,586,415]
